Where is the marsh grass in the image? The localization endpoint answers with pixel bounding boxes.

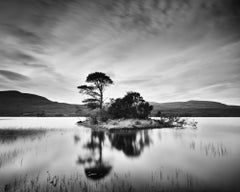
[189,141,228,158]
[0,128,73,143]
[0,128,71,169]
[0,149,24,168]
[0,129,48,143]
[0,170,219,192]
[1,172,134,192]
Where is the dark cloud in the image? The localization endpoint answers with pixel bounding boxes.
[0,0,72,52]
[93,0,239,34]
[0,49,38,65]
[11,52,39,64]
[0,23,42,44]
[0,70,30,81]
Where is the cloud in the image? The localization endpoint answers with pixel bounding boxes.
[0,50,36,62]
[0,0,239,104]
[22,63,48,69]
[0,70,30,81]
[0,23,42,44]
[120,79,151,85]
[119,75,162,85]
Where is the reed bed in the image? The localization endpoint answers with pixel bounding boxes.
[0,170,220,192]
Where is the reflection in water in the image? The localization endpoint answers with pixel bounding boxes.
[77,131,112,180]
[73,135,80,144]
[76,129,152,180]
[108,130,152,157]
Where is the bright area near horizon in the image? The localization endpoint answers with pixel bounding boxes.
[0,0,240,105]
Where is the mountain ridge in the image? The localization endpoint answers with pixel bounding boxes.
[1,90,240,117]
[0,90,89,117]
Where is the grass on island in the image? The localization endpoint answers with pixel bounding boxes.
[79,116,197,130]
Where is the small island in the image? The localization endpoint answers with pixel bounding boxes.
[79,118,189,131]
[77,72,196,130]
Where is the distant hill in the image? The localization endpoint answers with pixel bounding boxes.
[1,90,240,117]
[150,100,240,117]
[0,90,89,117]
[150,100,228,109]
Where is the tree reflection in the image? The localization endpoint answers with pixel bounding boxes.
[76,130,112,180]
[108,130,152,157]
[76,129,152,180]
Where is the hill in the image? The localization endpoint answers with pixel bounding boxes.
[1,90,240,117]
[0,90,89,117]
[150,100,240,117]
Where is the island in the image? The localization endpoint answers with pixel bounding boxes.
[77,72,197,131]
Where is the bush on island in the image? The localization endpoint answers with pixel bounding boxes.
[108,92,153,119]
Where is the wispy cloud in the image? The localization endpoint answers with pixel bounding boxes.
[0,23,42,44]
[0,70,30,81]
[0,0,239,104]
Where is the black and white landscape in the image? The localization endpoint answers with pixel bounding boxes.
[0,0,240,192]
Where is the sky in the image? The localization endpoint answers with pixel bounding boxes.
[0,0,240,105]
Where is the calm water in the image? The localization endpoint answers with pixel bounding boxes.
[0,117,240,192]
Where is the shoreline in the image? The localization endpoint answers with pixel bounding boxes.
[77,118,185,131]
[78,121,168,132]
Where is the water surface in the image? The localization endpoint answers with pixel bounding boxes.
[0,117,240,192]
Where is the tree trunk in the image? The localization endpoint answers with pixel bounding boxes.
[100,90,103,109]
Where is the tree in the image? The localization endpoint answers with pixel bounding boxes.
[108,92,153,119]
[155,110,162,117]
[136,101,153,119]
[78,72,113,109]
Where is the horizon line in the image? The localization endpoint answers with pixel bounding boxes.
[1,89,239,107]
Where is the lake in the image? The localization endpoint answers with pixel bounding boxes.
[0,117,240,192]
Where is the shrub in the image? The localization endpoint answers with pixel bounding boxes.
[135,120,141,125]
[98,109,111,122]
[155,111,162,117]
[108,92,153,119]
[89,115,98,125]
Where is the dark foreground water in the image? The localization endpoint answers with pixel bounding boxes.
[0,117,240,192]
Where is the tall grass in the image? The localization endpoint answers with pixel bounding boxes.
[0,170,220,192]
[0,149,23,168]
[0,129,47,143]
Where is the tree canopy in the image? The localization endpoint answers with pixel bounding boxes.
[108,92,153,119]
[78,72,113,109]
